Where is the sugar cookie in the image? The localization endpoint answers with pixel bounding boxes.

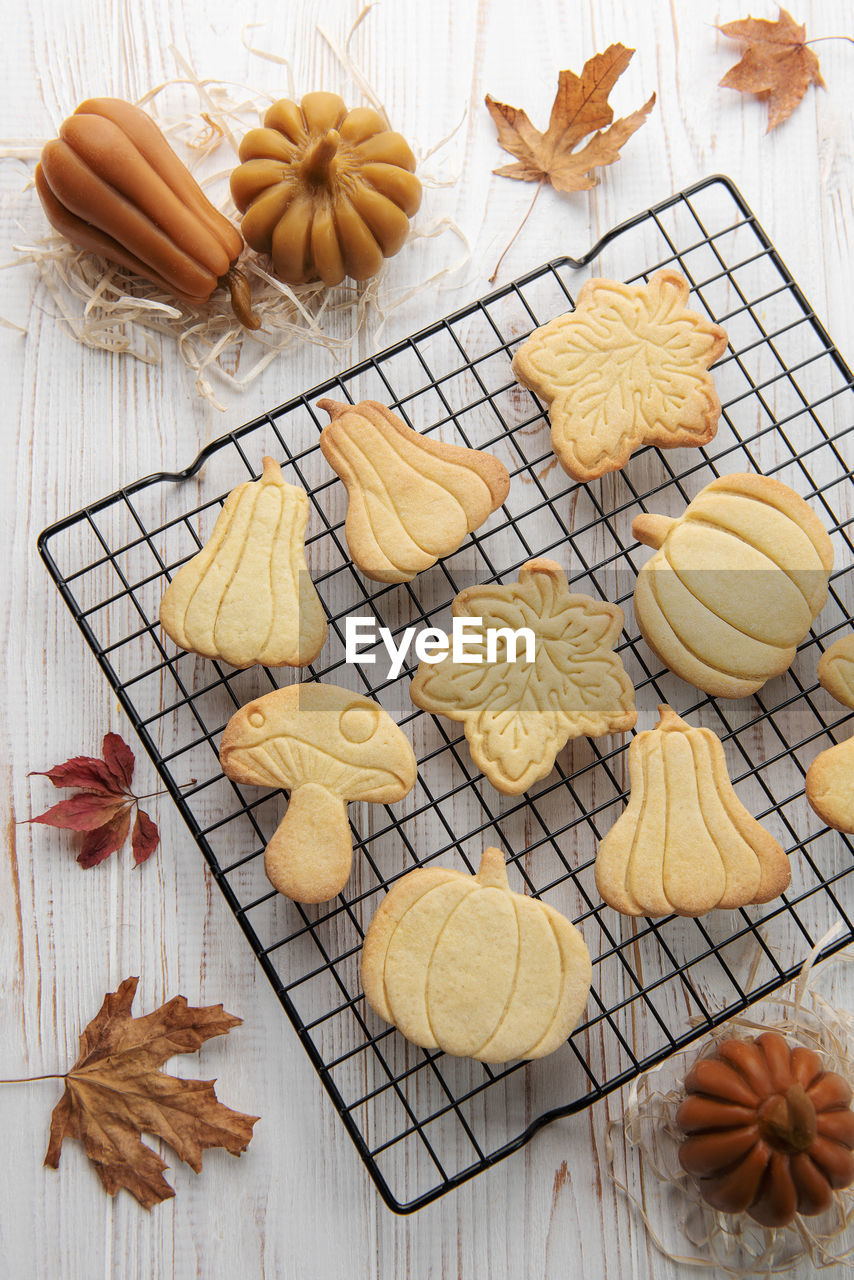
[220,683,417,902]
[633,473,833,698]
[512,270,727,481]
[595,705,790,917]
[361,847,591,1063]
[317,398,510,583]
[160,457,327,669]
[409,558,636,794]
[806,635,854,833]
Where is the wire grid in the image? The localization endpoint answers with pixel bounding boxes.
[38,176,854,1213]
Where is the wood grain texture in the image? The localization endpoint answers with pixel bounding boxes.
[1,1,852,1276]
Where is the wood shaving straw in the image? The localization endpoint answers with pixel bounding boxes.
[1,5,468,410]
[604,923,854,1275]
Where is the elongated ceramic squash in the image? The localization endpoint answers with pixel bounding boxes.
[36,97,256,326]
[633,474,834,698]
[317,399,510,583]
[806,634,854,833]
[677,1032,854,1228]
[361,847,592,1062]
[230,92,422,286]
[159,457,327,669]
[594,705,790,917]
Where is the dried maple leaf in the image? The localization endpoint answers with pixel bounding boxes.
[29,732,160,867]
[484,45,654,280]
[718,7,825,130]
[410,560,636,793]
[486,44,655,192]
[45,977,258,1208]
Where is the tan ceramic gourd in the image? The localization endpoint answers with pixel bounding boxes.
[230,92,422,286]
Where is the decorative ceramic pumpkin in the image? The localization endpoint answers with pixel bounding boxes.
[159,457,327,669]
[806,635,854,833]
[36,97,257,326]
[229,92,422,286]
[677,1032,854,1227]
[361,847,592,1063]
[633,473,834,698]
[594,705,791,917]
[317,398,510,582]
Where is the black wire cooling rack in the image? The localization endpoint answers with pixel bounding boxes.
[38,175,854,1212]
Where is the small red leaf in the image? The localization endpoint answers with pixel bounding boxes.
[31,793,131,832]
[131,809,160,865]
[78,809,133,868]
[103,733,135,790]
[29,756,122,794]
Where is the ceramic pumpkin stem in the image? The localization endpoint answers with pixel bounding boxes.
[220,264,260,330]
[265,782,353,904]
[301,130,341,185]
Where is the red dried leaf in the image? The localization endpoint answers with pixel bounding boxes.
[102,732,135,790]
[131,810,160,866]
[78,808,133,869]
[31,793,131,832]
[29,756,120,793]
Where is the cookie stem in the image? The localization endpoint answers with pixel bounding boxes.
[632,512,675,549]
[476,847,511,889]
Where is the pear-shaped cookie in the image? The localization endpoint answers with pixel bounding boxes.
[806,636,854,833]
[595,705,790,917]
[220,683,417,903]
[159,457,327,669]
[317,398,510,583]
[361,847,591,1063]
[512,270,728,481]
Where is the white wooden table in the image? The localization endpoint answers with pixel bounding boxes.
[2,1,853,1275]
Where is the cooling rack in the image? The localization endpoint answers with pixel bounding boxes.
[38,175,854,1213]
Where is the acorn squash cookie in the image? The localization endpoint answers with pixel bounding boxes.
[806,635,854,833]
[410,558,636,794]
[159,457,327,669]
[318,398,510,583]
[512,269,727,481]
[595,705,791,917]
[361,847,591,1063]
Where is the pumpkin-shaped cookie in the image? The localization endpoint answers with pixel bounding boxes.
[361,847,592,1063]
[594,705,790,916]
[317,398,510,583]
[677,1032,854,1228]
[806,634,854,833]
[633,473,834,698]
[230,92,422,286]
[159,457,327,669]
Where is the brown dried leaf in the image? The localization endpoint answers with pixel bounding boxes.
[718,7,825,130]
[485,45,655,193]
[45,977,258,1208]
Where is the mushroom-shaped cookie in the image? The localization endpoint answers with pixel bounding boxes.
[677,1032,854,1228]
[317,399,510,583]
[159,457,327,669]
[220,683,417,903]
[361,848,592,1063]
[594,705,790,916]
[806,635,854,833]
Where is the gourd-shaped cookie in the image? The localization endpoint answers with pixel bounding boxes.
[159,457,327,669]
[806,635,854,833]
[220,683,417,903]
[361,847,592,1063]
[512,270,728,481]
[633,473,834,698]
[410,558,636,794]
[595,705,791,917]
[317,399,510,583]
[677,1032,854,1228]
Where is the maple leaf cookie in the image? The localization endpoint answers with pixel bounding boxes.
[409,558,636,794]
[512,270,728,482]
